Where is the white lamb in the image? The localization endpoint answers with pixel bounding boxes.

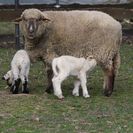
[2,50,30,94]
[52,55,97,99]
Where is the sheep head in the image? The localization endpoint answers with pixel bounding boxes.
[15,8,50,40]
[2,70,13,87]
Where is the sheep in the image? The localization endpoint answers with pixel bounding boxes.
[2,50,30,94]
[52,55,97,99]
[15,8,122,96]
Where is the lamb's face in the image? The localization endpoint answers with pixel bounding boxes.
[15,9,50,40]
[2,70,13,86]
[87,56,97,70]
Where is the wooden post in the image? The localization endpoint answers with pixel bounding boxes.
[15,0,20,49]
[15,24,20,49]
[15,0,19,9]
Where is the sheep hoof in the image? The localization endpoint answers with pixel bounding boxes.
[10,87,13,92]
[45,88,52,94]
[72,92,79,97]
[103,90,112,97]
[58,95,64,99]
[22,89,29,94]
[83,94,90,98]
[12,89,19,94]
[45,84,53,94]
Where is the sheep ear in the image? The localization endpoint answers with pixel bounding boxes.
[13,17,22,23]
[41,13,51,22]
[42,17,51,22]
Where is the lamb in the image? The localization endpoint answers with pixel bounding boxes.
[2,50,30,94]
[52,55,97,99]
[15,8,122,96]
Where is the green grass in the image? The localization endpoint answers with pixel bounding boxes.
[0,22,14,35]
[0,43,133,133]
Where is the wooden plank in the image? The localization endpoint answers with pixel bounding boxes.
[0,5,132,21]
[0,10,22,22]
[0,2,133,9]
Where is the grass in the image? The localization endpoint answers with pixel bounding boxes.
[0,22,14,35]
[0,43,133,133]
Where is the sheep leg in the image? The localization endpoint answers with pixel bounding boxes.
[22,78,29,94]
[11,67,20,94]
[12,79,21,94]
[79,72,90,98]
[52,77,63,99]
[52,73,67,99]
[22,67,30,94]
[45,67,53,94]
[103,53,120,97]
[103,68,115,97]
[21,76,29,94]
[103,60,115,97]
[72,80,81,96]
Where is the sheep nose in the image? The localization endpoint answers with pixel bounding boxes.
[29,25,34,33]
[28,20,35,34]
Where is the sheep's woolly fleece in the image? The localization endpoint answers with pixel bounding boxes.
[19,9,122,71]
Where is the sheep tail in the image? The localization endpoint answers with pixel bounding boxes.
[52,59,59,76]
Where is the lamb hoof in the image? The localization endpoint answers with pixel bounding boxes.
[72,92,79,97]
[12,90,18,94]
[22,89,29,94]
[45,88,52,94]
[83,94,90,98]
[103,90,112,97]
[45,85,53,94]
[10,87,13,92]
[58,95,64,99]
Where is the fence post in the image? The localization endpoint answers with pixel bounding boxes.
[15,0,20,49]
[15,24,20,49]
[15,0,19,9]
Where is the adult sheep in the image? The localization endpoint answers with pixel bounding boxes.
[15,8,122,96]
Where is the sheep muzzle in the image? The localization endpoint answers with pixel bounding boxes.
[26,19,38,39]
